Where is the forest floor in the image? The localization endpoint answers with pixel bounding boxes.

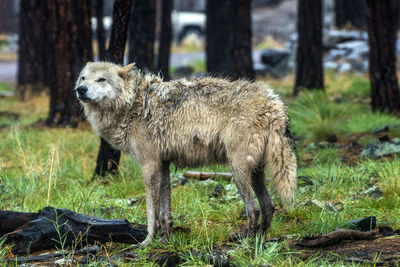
[0,72,400,266]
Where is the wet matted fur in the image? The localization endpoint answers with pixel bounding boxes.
[75,62,297,243]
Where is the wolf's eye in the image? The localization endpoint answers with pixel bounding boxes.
[81,76,85,81]
[98,78,106,82]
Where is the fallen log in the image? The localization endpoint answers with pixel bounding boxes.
[297,229,375,248]
[183,171,232,181]
[0,210,39,236]
[2,206,147,254]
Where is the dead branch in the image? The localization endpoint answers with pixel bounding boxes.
[183,171,232,181]
[297,229,376,248]
[1,206,147,254]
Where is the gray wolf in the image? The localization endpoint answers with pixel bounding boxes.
[75,62,297,244]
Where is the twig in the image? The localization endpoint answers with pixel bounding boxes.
[296,229,376,248]
[183,171,232,181]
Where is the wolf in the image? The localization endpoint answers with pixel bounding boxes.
[75,62,297,244]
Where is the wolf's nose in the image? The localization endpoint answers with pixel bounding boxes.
[77,86,88,95]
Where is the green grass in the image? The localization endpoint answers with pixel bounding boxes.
[1,75,400,265]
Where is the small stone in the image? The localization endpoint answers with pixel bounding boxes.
[378,135,390,142]
[212,184,226,198]
[364,185,383,198]
[326,134,338,143]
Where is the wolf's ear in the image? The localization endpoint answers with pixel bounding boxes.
[118,63,136,79]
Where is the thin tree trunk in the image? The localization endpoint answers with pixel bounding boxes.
[94,0,132,177]
[294,0,324,95]
[230,0,255,81]
[17,0,47,99]
[206,0,254,80]
[128,0,156,70]
[366,0,400,114]
[206,0,233,77]
[157,0,173,81]
[95,0,106,60]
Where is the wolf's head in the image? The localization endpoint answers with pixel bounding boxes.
[75,62,136,107]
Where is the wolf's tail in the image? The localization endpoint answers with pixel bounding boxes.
[265,120,297,207]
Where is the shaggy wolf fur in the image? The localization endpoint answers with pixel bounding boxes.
[76,62,297,243]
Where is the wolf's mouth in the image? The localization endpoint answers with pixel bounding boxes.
[78,95,93,102]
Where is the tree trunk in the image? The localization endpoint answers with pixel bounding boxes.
[128,0,156,71]
[0,0,18,34]
[45,0,92,127]
[95,0,106,60]
[206,0,254,80]
[230,0,255,81]
[294,0,324,95]
[206,0,234,77]
[157,0,173,81]
[94,0,132,177]
[17,0,48,99]
[335,0,366,29]
[366,0,400,114]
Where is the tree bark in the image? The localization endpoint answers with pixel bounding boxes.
[206,0,254,80]
[45,0,92,127]
[335,0,366,29]
[95,0,106,60]
[206,0,234,77]
[230,0,255,81]
[128,0,156,71]
[17,0,48,99]
[157,0,173,81]
[94,0,132,177]
[294,0,324,95]
[366,0,400,114]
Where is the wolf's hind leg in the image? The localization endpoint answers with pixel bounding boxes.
[159,161,172,239]
[251,168,275,234]
[230,158,259,236]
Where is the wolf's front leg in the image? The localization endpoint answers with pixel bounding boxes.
[141,162,162,245]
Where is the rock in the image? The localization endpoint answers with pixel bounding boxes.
[306,141,335,150]
[323,30,367,48]
[260,48,290,66]
[378,135,390,142]
[372,126,390,134]
[338,62,352,73]
[254,63,271,76]
[259,48,291,78]
[350,61,368,73]
[344,216,376,232]
[323,61,338,70]
[212,184,226,198]
[336,40,368,51]
[360,138,400,158]
[326,134,338,143]
[378,225,394,237]
[325,49,348,61]
[363,185,383,198]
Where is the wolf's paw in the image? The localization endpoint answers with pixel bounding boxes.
[141,235,154,245]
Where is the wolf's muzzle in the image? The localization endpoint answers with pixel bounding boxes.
[76,85,90,101]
